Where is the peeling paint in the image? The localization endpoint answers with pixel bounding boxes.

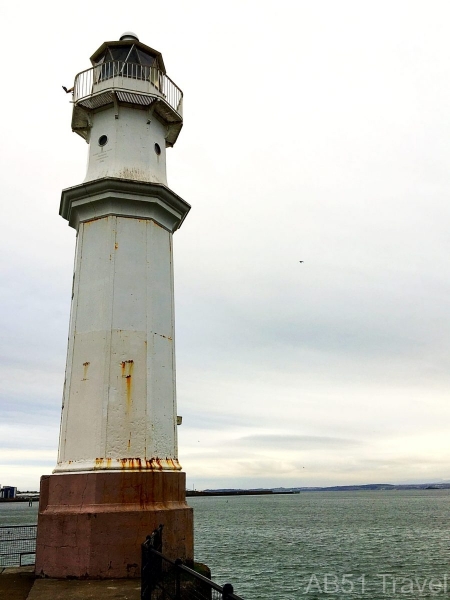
[155,332,172,341]
[121,360,134,408]
[92,457,181,471]
[82,362,90,381]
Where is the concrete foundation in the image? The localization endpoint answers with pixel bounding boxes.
[35,471,193,579]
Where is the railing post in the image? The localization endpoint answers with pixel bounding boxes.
[222,583,234,599]
[175,558,182,600]
[141,525,164,600]
[141,537,151,600]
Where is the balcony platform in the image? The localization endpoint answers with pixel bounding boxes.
[71,62,183,146]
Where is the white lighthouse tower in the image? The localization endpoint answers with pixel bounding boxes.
[36,33,193,579]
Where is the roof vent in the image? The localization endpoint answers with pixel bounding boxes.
[120,32,139,42]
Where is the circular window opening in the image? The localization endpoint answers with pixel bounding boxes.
[154,143,161,155]
[98,135,108,147]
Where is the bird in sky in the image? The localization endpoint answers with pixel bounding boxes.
[299,261,304,263]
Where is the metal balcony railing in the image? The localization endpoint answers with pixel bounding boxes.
[73,61,183,116]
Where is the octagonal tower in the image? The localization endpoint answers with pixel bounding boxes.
[35,33,193,579]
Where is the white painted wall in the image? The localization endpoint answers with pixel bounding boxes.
[84,105,168,185]
[55,215,180,473]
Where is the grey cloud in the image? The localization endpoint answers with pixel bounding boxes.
[235,434,362,450]
[175,291,450,379]
[177,408,255,430]
[0,400,60,422]
[0,458,55,467]
[354,456,450,469]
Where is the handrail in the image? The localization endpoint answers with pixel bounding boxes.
[73,61,183,116]
[149,549,226,594]
[142,543,244,600]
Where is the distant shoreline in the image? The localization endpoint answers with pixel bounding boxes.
[187,483,450,496]
[2,483,448,502]
[0,496,39,503]
[0,499,38,503]
[186,489,300,497]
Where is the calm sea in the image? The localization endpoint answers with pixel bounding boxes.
[2,490,450,599]
[189,491,450,599]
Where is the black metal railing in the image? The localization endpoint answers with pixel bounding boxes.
[0,525,37,567]
[142,526,243,600]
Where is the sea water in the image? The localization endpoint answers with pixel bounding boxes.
[2,490,450,599]
[0,501,38,526]
[189,491,450,599]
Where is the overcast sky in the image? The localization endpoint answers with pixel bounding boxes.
[1,0,450,491]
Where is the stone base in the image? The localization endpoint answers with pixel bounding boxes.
[35,471,193,579]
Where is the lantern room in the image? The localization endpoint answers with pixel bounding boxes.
[91,32,165,73]
[71,32,183,148]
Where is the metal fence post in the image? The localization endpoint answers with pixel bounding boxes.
[223,583,234,599]
[141,525,164,600]
[141,531,243,600]
[175,558,182,600]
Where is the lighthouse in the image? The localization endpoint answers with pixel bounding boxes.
[36,33,193,579]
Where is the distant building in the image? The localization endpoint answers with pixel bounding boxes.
[0,486,17,499]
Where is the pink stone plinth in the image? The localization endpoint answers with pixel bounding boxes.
[35,471,193,579]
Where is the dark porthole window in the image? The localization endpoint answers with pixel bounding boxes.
[154,143,161,155]
[98,135,108,147]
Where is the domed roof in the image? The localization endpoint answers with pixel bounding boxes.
[120,32,139,41]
